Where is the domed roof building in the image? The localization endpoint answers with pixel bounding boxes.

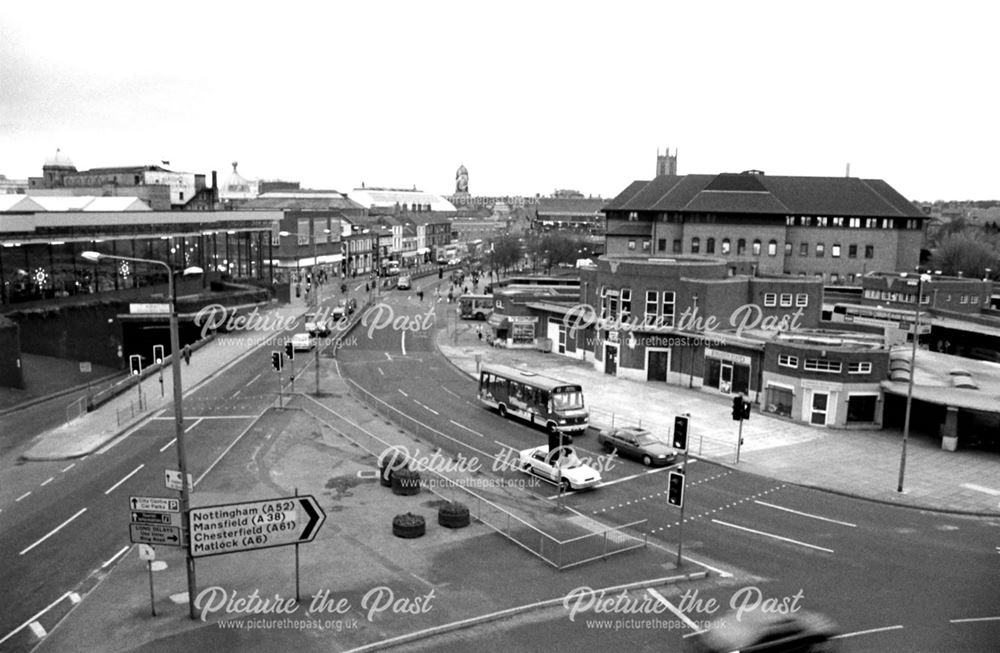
[39,148,77,186]
[219,161,259,204]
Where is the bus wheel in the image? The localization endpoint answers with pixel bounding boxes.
[498,404,508,418]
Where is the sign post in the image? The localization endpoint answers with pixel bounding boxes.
[188,495,325,559]
[139,544,157,616]
[129,495,183,548]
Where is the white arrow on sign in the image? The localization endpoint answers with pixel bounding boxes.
[188,495,326,558]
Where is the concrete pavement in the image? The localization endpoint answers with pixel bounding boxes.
[436,319,1000,516]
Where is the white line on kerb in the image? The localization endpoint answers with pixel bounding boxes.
[102,545,131,569]
[831,624,904,639]
[19,508,87,555]
[159,438,177,453]
[400,330,407,357]
[105,464,144,495]
[61,463,75,473]
[0,591,74,645]
[753,500,857,527]
[16,492,31,502]
[40,477,54,487]
[711,519,834,553]
[949,615,1000,624]
[647,587,703,634]
[449,419,485,437]
[398,388,409,397]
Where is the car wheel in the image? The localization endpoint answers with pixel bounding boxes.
[521,462,532,472]
[642,455,653,467]
[560,478,571,492]
[498,404,508,418]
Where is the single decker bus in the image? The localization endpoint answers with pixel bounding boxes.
[478,363,588,435]
[459,294,493,320]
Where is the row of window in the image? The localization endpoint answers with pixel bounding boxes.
[786,216,921,230]
[763,293,809,308]
[777,354,872,374]
[626,237,878,260]
[861,288,980,305]
[600,288,677,326]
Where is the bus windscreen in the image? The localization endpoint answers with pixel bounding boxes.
[551,388,584,410]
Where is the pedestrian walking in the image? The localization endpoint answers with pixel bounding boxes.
[477,325,483,342]
[182,344,192,366]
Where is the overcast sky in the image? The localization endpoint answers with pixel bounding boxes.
[1,1,996,203]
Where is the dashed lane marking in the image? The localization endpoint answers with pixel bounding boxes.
[449,419,485,437]
[831,624,904,639]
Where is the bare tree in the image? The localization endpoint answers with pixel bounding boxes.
[930,233,1000,278]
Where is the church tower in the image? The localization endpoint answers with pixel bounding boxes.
[656,147,677,177]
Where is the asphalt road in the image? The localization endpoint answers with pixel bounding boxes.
[337,281,1000,652]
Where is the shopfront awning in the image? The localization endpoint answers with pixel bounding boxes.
[416,247,431,254]
[488,314,509,329]
[402,251,419,258]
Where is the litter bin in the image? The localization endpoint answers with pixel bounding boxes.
[536,337,552,352]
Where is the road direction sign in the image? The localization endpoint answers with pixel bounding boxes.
[130,523,183,547]
[164,470,193,492]
[131,511,182,527]
[188,495,326,558]
[130,496,180,513]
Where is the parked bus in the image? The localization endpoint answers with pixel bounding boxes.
[478,364,589,435]
[459,294,493,320]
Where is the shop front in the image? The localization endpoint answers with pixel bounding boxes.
[703,347,753,396]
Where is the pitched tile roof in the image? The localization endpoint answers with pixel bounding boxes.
[605,173,925,218]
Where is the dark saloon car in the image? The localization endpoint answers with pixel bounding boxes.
[596,426,677,467]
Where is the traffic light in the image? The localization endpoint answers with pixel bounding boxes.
[732,395,743,421]
[271,351,283,372]
[129,354,142,376]
[438,267,443,279]
[742,399,751,420]
[284,341,295,360]
[667,471,685,507]
[672,415,689,452]
[152,345,164,365]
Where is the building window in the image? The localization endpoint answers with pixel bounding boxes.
[763,293,777,307]
[865,245,874,259]
[297,219,310,245]
[765,385,793,417]
[849,217,861,228]
[628,240,636,250]
[817,216,828,227]
[627,211,638,221]
[691,237,700,254]
[972,295,980,305]
[779,293,792,307]
[767,240,777,256]
[795,293,808,307]
[644,290,658,326]
[832,244,841,258]
[658,238,666,251]
[737,239,746,255]
[778,354,798,368]
[801,216,812,226]
[800,242,808,256]
[752,239,761,256]
[620,289,632,320]
[721,238,731,255]
[642,240,651,251]
[512,322,535,345]
[784,242,792,256]
[865,218,877,228]
[786,216,796,226]
[848,244,857,258]
[960,295,969,304]
[660,291,676,327]
[832,217,844,227]
[847,394,878,423]
[672,239,682,254]
[804,359,842,373]
[882,218,892,229]
[848,362,872,374]
[815,243,825,257]
[706,237,716,254]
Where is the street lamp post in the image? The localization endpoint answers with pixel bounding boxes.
[897,272,931,493]
[82,251,201,619]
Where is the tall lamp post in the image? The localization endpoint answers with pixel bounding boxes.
[897,272,931,493]
[82,251,202,619]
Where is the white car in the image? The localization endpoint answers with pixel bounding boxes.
[396,275,411,290]
[304,313,330,337]
[290,333,314,352]
[517,445,601,491]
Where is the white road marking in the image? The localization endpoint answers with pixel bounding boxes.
[233,389,241,397]
[401,330,407,356]
[753,500,857,527]
[590,460,692,491]
[385,352,392,361]
[711,519,834,553]
[647,588,704,634]
[16,492,30,502]
[378,367,385,376]
[0,591,74,646]
[398,389,409,397]
[40,477,54,487]
[102,545,131,569]
[61,463,75,473]
[442,387,461,399]
[184,417,203,433]
[961,483,1000,496]
[19,508,87,555]
[949,616,1000,624]
[159,438,177,453]
[248,372,262,387]
[28,622,46,638]
[104,464,144,495]
[831,624,904,639]
[449,419,485,437]
[414,400,439,415]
